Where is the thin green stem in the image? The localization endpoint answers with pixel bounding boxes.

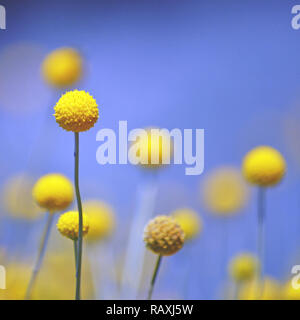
[73,240,78,270]
[147,255,162,300]
[74,132,83,300]
[25,212,54,299]
[257,187,266,298]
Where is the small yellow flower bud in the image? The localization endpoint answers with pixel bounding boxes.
[57,211,89,241]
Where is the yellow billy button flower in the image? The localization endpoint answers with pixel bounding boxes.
[32,174,73,212]
[172,208,202,241]
[83,200,115,243]
[54,90,99,132]
[136,128,173,169]
[143,215,184,256]
[242,146,286,187]
[57,211,89,241]
[42,48,83,88]
[202,167,249,216]
[229,253,259,283]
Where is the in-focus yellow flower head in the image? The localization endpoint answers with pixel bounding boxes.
[54,90,99,132]
[238,277,280,300]
[57,211,89,240]
[202,167,249,216]
[229,253,259,283]
[143,215,184,256]
[32,173,73,212]
[281,281,300,300]
[242,146,286,187]
[134,128,173,169]
[42,48,83,88]
[172,208,202,241]
[2,173,42,219]
[83,200,115,243]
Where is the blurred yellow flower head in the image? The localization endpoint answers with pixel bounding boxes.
[172,208,202,241]
[32,173,73,212]
[229,253,258,282]
[54,90,98,132]
[134,128,173,169]
[2,173,41,219]
[242,146,286,187]
[238,277,280,300]
[202,167,249,216]
[57,211,89,240]
[42,47,83,88]
[143,215,184,256]
[281,281,300,300]
[83,200,115,243]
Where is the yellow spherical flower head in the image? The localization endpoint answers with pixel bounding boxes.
[57,211,89,240]
[54,90,98,132]
[42,47,83,88]
[32,173,73,212]
[242,146,286,187]
[83,200,115,243]
[143,215,184,256]
[134,128,173,169]
[172,208,202,241]
[281,281,300,300]
[229,253,258,283]
[202,167,249,216]
[2,173,42,219]
[238,277,280,300]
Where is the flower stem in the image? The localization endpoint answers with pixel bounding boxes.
[73,240,78,270]
[25,212,54,299]
[147,255,162,300]
[74,132,83,300]
[257,187,266,298]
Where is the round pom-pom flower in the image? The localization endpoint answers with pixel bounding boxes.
[42,48,83,88]
[83,200,115,243]
[143,215,184,256]
[135,128,173,169]
[32,174,73,212]
[172,208,202,241]
[57,211,89,240]
[242,146,286,187]
[228,253,258,283]
[202,167,249,216]
[54,90,99,132]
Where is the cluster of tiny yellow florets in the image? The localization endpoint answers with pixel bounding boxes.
[242,146,286,187]
[172,208,202,241]
[143,215,185,256]
[42,47,83,88]
[57,211,89,240]
[229,253,258,283]
[32,173,73,212]
[54,90,99,132]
